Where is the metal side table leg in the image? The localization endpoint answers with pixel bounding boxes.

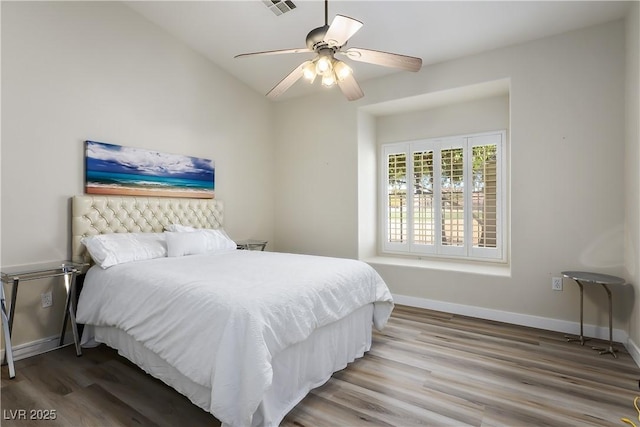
[565,280,591,345]
[59,273,71,347]
[1,285,15,378]
[59,268,82,356]
[592,283,617,358]
[68,270,82,356]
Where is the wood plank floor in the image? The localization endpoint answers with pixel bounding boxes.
[2,305,639,426]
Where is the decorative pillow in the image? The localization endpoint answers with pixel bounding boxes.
[82,233,167,269]
[165,229,237,257]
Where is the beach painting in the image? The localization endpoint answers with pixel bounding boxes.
[85,141,214,198]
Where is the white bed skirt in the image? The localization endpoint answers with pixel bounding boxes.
[82,303,374,426]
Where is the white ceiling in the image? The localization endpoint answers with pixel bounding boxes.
[125,1,631,101]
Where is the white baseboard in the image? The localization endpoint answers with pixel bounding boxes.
[1,333,74,362]
[626,337,640,369]
[393,293,638,367]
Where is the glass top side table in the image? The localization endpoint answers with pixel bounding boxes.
[236,239,268,251]
[562,270,626,358]
[1,261,87,378]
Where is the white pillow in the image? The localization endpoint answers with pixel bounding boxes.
[165,229,237,257]
[203,229,237,252]
[165,231,209,257]
[164,224,236,248]
[82,233,167,269]
[165,224,196,232]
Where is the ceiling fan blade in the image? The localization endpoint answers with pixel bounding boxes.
[324,15,363,47]
[341,47,422,72]
[266,61,309,99]
[235,48,312,59]
[337,73,364,101]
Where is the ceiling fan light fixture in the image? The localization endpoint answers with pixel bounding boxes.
[333,60,352,81]
[315,55,333,75]
[302,61,317,82]
[321,72,336,87]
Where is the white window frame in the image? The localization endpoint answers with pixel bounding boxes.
[380,130,507,262]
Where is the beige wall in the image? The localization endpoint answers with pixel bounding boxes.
[624,2,640,355]
[1,2,275,347]
[274,21,632,341]
[375,95,509,144]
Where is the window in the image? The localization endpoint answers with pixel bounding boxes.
[381,131,506,261]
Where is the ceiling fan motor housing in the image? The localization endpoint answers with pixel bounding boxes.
[306,25,339,52]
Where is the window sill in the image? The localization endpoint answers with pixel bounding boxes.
[363,255,511,277]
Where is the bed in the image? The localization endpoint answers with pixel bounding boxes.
[71,195,393,427]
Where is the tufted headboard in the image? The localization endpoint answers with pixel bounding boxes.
[72,195,224,263]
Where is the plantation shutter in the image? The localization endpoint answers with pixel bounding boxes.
[381,131,505,261]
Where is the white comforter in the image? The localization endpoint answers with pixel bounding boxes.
[76,250,393,426]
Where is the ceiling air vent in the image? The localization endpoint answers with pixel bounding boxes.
[263,0,296,16]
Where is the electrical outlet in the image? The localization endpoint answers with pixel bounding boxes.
[41,291,53,308]
[551,277,563,291]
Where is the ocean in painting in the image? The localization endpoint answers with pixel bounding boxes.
[86,170,214,191]
[85,141,215,198]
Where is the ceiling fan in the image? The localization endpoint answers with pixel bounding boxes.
[235,0,422,101]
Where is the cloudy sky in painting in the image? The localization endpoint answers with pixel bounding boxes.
[86,141,214,181]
